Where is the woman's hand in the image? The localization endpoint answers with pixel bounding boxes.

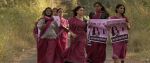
[70,32,76,38]
[127,23,130,30]
[62,26,69,32]
[41,24,46,30]
[70,32,77,42]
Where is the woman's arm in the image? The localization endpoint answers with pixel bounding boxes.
[37,18,46,31]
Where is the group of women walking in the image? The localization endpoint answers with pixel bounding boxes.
[33,2,130,63]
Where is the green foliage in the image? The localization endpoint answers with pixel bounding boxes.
[0,0,54,62]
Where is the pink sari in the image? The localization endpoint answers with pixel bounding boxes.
[58,17,69,54]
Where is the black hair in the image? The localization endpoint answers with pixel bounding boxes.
[57,8,63,12]
[73,6,84,16]
[93,2,107,12]
[52,8,58,11]
[115,4,125,17]
[42,7,53,17]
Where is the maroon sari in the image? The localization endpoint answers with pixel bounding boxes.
[109,16,128,60]
[64,17,87,63]
[87,11,109,63]
[37,16,63,63]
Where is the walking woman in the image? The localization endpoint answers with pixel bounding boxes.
[64,6,87,63]
[37,7,63,63]
[57,8,69,55]
[52,8,61,27]
[109,4,130,63]
[86,2,109,63]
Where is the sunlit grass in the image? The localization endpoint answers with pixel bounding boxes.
[0,0,55,62]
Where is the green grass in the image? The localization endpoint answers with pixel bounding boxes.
[0,0,53,62]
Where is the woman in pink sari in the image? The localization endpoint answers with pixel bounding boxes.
[87,2,109,63]
[64,6,87,63]
[36,7,63,63]
[109,4,130,63]
[57,8,69,55]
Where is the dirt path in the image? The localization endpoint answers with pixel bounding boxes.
[13,48,37,63]
[13,46,146,63]
[105,45,145,63]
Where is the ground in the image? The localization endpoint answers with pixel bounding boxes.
[13,45,145,63]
